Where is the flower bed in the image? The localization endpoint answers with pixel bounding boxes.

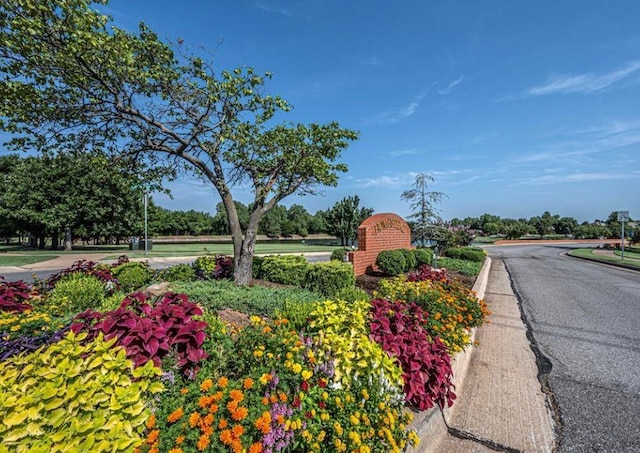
[0,257,488,452]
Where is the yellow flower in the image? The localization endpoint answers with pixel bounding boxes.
[301,369,313,380]
[291,363,302,374]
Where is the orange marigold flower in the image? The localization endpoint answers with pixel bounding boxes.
[227,400,239,412]
[231,424,245,438]
[189,412,201,428]
[146,429,160,444]
[243,377,254,389]
[167,408,184,423]
[261,397,269,406]
[217,376,229,388]
[199,395,214,408]
[231,440,243,453]
[196,434,210,451]
[219,418,228,429]
[278,392,288,402]
[276,414,285,424]
[263,326,272,333]
[145,414,156,429]
[200,378,213,392]
[229,389,244,402]
[176,435,185,445]
[180,388,189,395]
[202,413,214,426]
[212,391,224,401]
[201,425,214,436]
[220,429,233,445]
[269,395,278,404]
[209,403,219,414]
[169,449,183,453]
[249,442,263,453]
[231,406,249,421]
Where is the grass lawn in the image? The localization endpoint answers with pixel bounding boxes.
[0,254,60,266]
[613,249,640,260]
[436,257,484,276]
[568,248,640,270]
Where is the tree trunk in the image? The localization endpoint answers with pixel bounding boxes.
[51,231,59,250]
[38,234,45,249]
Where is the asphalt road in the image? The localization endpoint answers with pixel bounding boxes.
[487,244,640,452]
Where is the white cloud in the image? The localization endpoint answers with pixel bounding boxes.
[528,61,640,96]
[255,2,293,17]
[525,171,640,185]
[438,75,464,95]
[389,148,418,157]
[360,56,382,66]
[353,175,407,188]
[364,92,427,125]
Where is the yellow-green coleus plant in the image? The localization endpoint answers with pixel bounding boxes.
[0,331,164,453]
[308,299,404,394]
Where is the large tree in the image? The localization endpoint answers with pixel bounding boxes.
[324,195,373,246]
[401,173,446,247]
[0,0,358,284]
[1,151,143,249]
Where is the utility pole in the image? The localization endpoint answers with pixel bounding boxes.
[144,191,148,256]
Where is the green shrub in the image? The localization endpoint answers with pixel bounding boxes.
[112,262,154,291]
[46,273,106,315]
[400,248,417,271]
[334,286,370,303]
[252,255,264,279]
[259,254,309,286]
[304,261,355,297]
[170,280,323,317]
[376,249,406,276]
[154,263,196,282]
[0,331,163,452]
[438,257,484,276]
[330,247,349,261]
[192,255,217,275]
[413,248,433,266]
[443,247,486,263]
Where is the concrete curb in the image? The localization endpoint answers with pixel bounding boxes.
[406,257,492,452]
[565,250,640,272]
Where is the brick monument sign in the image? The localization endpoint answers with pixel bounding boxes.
[347,213,412,276]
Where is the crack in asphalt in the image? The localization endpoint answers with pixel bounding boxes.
[502,259,563,453]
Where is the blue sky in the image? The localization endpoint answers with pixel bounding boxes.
[9,1,640,223]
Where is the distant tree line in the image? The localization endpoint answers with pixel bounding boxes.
[0,153,373,248]
[450,211,638,241]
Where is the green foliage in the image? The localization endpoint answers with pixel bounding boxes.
[303,261,355,297]
[437,257,484,276]
[413,247,433,266]
[324,195,373,246]
[259,254,309,286]
[0,331,163,452]
[153,263,196,282]
[111,262,154,292]
[376,249,406,276]
[46,273,106,315]
[192,255,218,275]
[400,248,417,271]
[170,280,323,317]
[308,299,404,389]
[252,255,264,279]
[275,299,319,331]
[330,247,349,261]
[402,173,447,247]
[96,291,127,312]
[443,247,486,263]
[333,286,370,303]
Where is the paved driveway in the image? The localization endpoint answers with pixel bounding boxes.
[488,244,640,452]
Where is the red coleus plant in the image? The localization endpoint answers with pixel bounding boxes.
[0,277,32,313]
[407,264,451,284]
[369,298,456,410]
[71,292,207,373]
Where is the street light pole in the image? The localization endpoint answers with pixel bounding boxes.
[144,191,148,256]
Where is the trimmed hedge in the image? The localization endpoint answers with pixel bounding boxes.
[376,250,406,276]
[111,262,154,291]
[443,247,486,262]
[400,248,417,271]
[252,254,309,286]
[413,248,433,266]
[304,261,355,297]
